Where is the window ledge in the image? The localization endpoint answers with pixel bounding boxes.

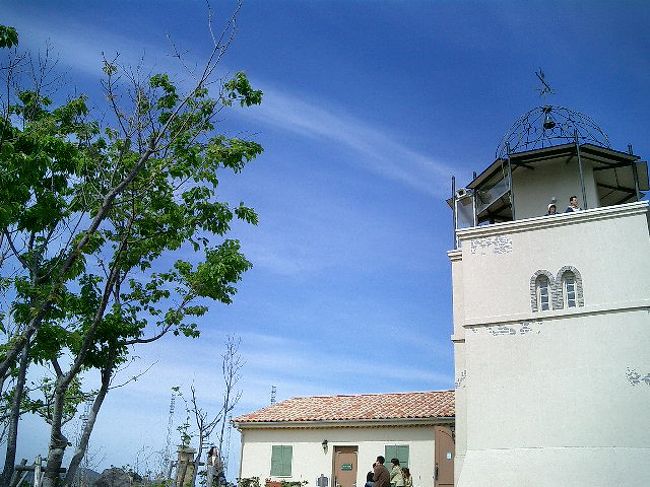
[463,298,650,328]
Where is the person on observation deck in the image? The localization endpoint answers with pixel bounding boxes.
[565,195,582,212]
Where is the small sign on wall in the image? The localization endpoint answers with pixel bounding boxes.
[341,464,353,471]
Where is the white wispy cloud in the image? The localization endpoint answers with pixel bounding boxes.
[7,12,179,79]
[7,11,454,197]
[237,333,453,392]
[118,330,451,409]
[245,86,454,196]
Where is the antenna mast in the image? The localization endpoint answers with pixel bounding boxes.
[163,392,177,473]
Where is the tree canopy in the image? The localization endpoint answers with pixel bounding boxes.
[0,8,262,486]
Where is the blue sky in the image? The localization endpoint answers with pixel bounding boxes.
[4,0,650,477]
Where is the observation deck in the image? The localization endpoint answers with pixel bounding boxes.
[448,105,649,247]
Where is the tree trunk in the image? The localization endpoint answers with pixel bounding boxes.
[63,360,113,486]
[190,438,204,487]
[0,340,29,487]
[42,273,119,487]
[41,378,70,487]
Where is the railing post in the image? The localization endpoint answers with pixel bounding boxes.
[628,144,641,201]
[451,176,457,249]
[574,130,588,209]
[506,143,516,220]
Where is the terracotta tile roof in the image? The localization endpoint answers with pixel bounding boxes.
[233,390,454,424]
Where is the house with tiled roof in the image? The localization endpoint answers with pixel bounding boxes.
[233,390,455,487]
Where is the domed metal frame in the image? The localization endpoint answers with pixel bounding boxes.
[496,105,610,160]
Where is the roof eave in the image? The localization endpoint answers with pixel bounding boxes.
[233,416,455,430]
[465,143,639,191]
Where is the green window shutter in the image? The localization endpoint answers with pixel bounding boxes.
[271,446,281,476]
[282,446,292,476]
[384,445,409,468]
[271,445,292,476]
[385,445,397,464]
[397,445,409,468]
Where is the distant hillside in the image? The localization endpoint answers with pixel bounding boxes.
[75,467,102,485]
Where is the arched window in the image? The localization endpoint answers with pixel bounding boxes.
[536,275,551,311]
[530,270,555,312]
[556,266,584,309]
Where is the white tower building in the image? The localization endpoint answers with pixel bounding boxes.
[448,103,650,486]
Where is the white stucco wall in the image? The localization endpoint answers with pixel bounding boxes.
[449,201,650,486]
[459,203,650,324]
[238,425,440,487]
[448,251,466,486]
[465,310,649,449]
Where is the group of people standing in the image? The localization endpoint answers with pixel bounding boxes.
[546,195,582,215]
[366,456,412,487]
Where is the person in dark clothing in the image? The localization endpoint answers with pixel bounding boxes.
[364,471,375,487]
[565,195,582,212]
[373,456,391,487]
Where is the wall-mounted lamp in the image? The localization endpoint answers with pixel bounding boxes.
[322,439,328,453]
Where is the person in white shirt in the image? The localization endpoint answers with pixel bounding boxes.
[565,195,582,212]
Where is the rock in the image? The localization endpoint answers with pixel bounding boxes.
[94,467,142,487]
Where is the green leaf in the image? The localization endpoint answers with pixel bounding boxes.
[223,71,263,107]
[0,25,18,48]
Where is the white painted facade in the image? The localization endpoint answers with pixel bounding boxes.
[449,201,650,486]
[237,421,447,487]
